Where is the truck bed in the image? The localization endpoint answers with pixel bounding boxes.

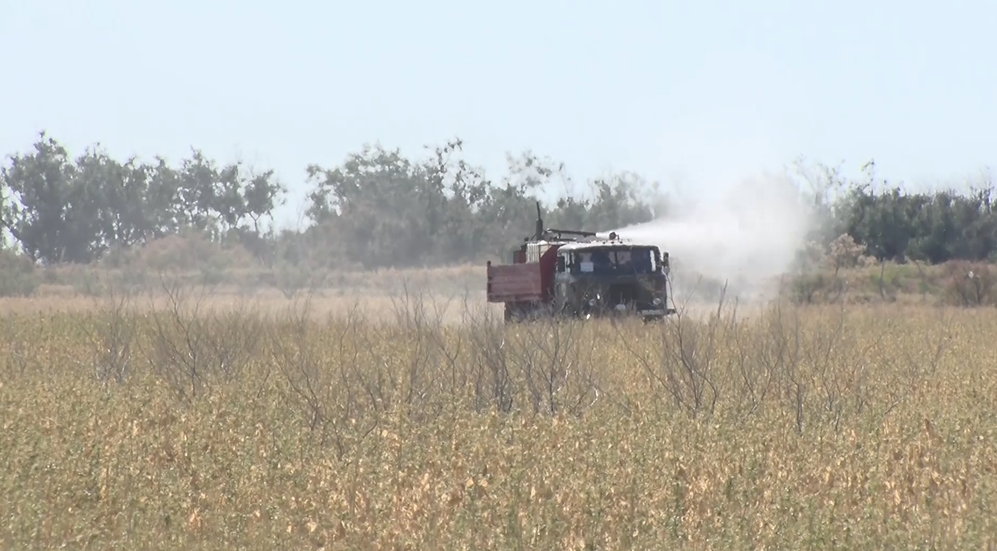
[486,262,543,302]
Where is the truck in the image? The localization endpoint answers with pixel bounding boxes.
[486,202,677,323]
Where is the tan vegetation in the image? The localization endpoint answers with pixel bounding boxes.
[6,231,997,315]
[2,276,996,549]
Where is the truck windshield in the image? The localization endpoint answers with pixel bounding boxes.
[572,247,657,274]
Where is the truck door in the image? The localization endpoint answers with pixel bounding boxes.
[555,253,569,311]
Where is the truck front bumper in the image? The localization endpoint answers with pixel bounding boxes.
[638,308,677,317]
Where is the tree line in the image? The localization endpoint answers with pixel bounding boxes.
[802,160,997,265]
[1,131,995,271]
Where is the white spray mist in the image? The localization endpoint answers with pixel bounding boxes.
[608,167,817,304]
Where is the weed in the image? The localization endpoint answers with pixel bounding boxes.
[0,283,993,549]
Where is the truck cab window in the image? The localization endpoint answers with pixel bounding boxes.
[569,247,657,274]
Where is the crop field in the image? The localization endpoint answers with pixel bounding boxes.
[2,278,997,549]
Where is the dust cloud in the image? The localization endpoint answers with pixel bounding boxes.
[607,168,816,305]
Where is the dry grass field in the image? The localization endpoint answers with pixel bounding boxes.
[2,271,997,549]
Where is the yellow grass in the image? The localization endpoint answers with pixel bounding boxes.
[1,284,996,549]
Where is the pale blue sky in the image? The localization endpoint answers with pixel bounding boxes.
[2,0,995,230]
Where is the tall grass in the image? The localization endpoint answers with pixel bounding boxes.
[1,281,995,549]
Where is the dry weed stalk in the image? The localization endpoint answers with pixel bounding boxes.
[1,277,993,550]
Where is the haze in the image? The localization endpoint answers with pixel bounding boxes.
[610,167,814,303]
[2,0,995,274]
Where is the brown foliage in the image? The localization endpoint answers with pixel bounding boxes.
[1,287,995,548]
[118,231,257,274]
[941,260,997,306]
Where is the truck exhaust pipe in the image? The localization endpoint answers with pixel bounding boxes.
[535,201,543,240]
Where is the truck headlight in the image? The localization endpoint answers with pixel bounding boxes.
[653,297,662,306]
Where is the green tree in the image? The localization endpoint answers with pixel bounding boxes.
[0,132,286,265]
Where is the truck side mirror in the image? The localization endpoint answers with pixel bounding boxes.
[557,256,566,272]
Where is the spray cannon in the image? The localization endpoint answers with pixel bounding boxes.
[527,202,626,243]
[528,201,630,244]
[526,201,599,242]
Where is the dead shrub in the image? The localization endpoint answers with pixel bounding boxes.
[941,260,996,306]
